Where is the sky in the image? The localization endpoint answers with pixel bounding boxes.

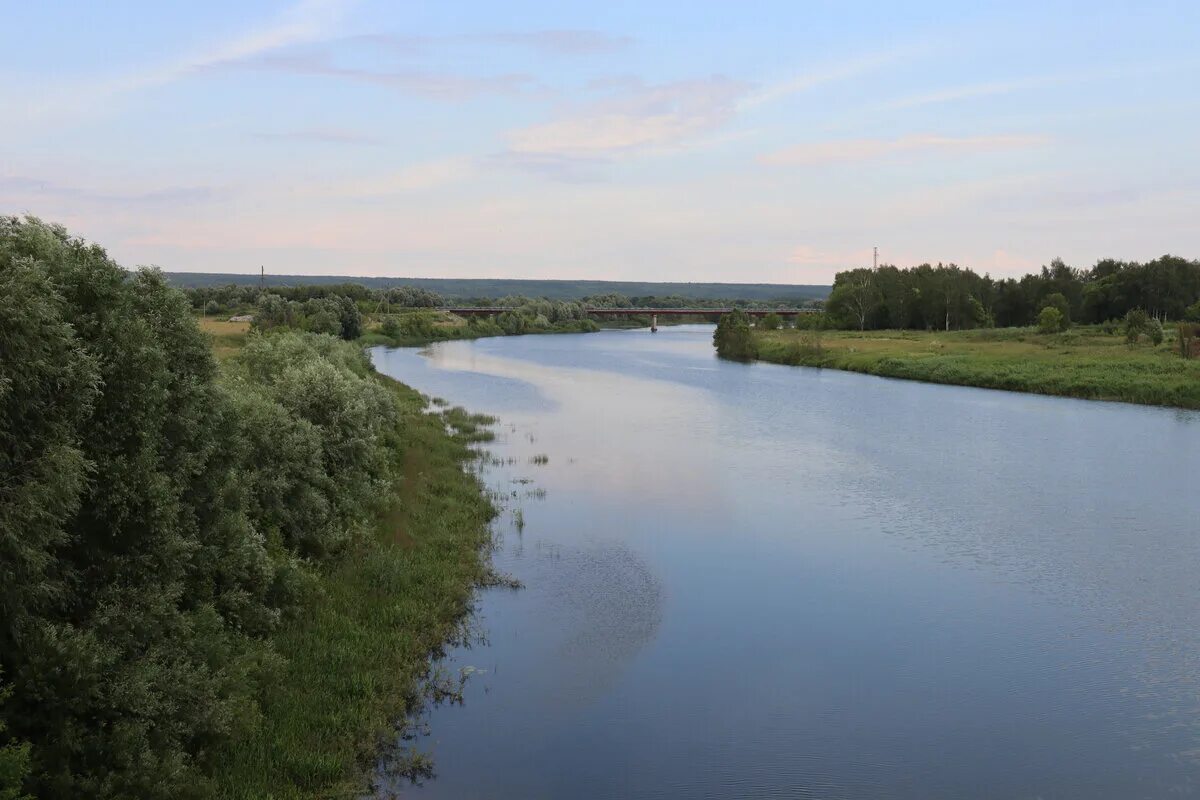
[2,1,1199,283]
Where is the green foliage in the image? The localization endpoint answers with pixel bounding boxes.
[0,678,32,800]
[822,255,1200,331]
[1040,292,1071,329]
[1,216,278,798]
[1187,300,1200,322]
[713,310,757,361]
[758,312,782,331]
[1148,317,1165,346]
[1038,306,1066,334]
[255,295,361,341]
[1124,308,1150,344]
[1,217,493,798]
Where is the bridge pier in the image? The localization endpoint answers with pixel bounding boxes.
[651,314,658,333]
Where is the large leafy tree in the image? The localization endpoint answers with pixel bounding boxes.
[0,217,276,799]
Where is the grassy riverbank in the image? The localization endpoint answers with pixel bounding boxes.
[753,326,1200,409]
[213,374,495,799]
[201,319,496,799]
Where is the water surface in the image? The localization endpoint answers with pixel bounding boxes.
[371,326,1200,799]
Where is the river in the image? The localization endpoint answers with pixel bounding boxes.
[370,325,1200,799]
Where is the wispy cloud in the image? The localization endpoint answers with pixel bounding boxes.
[0,175,228,207]
[880,75,1067,111]
[322,157,477,195]
[252,127,381,145]
[218,50,535,99]
[743,42,933,108]
[506,77,751,162]
[339,29,633,56]
[476,30,634,55]
[23,0,353,120]
[760,134,1050,166]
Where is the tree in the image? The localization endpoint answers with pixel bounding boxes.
[1148,317,1165,346]
[713,310,757,361]
[1186,300,1200,322]
[1037,306,1065,334]
[333,295,362,340]
[1040,293,1071,330]
[759,312,782,331]
[1,217,277,798]
[827,269,881,330]
[1124,308,1149,345]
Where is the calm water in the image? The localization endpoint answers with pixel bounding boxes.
[370,326,1200,800]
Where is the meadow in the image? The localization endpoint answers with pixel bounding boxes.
[753,326,1200,409]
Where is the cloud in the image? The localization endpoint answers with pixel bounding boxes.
[338,29,633,56]
[316,157,477,196]
[506,77,751,160]
[475,30,634,55]
[743,43,930,108]
[218,51,534,99]
[760,134,1050,166]
[23,0,353,120]
[0,175,227,207]
[880,75,1066,111]
[252,127,381,145]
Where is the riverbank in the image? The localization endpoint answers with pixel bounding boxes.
[751,326,1200,409]
[201,324,497,798]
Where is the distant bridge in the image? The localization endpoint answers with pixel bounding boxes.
[442,307,814,318]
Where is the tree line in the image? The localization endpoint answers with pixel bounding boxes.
[0,218,425,798]
[825,256,1200,331]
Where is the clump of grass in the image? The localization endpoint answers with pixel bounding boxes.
[479,567,524,590]
[513,508,525,532]
[529,454,549,465]
[441,406,498,443]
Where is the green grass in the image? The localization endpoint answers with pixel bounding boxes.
[752,326,1200,409]
[211,374,496,799]
[198,316,250,360]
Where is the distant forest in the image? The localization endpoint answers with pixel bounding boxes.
[165,273,830,304]
[825,256,1200,330]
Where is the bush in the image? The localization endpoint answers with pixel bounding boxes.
[759,312,782,331]
[1148,317,1165,346]
[1124,308,1149,344]
[713,310,758,361]
[1,216,278,798]
[1037,306,1065,334]
[0,218,419,798]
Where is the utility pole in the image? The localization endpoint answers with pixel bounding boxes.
[260,265,264,292]
[873,246,878,270]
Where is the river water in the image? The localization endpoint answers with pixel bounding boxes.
[370,325,1200,799]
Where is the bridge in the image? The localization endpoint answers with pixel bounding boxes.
[443,307,813,318]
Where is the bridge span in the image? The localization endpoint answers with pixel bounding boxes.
[442,307,813,318]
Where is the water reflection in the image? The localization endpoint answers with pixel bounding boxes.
[370,327,1200,799]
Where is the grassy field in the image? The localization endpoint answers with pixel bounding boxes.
[753,326,1200,409]
[201,322,497,798]
[198,316,250,360]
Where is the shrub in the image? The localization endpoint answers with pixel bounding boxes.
[1124,308,1149,345]
[1148,317,1165,346]
[1037,306,1065,334]
[713,310,757,361]
[759,312,782,331]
